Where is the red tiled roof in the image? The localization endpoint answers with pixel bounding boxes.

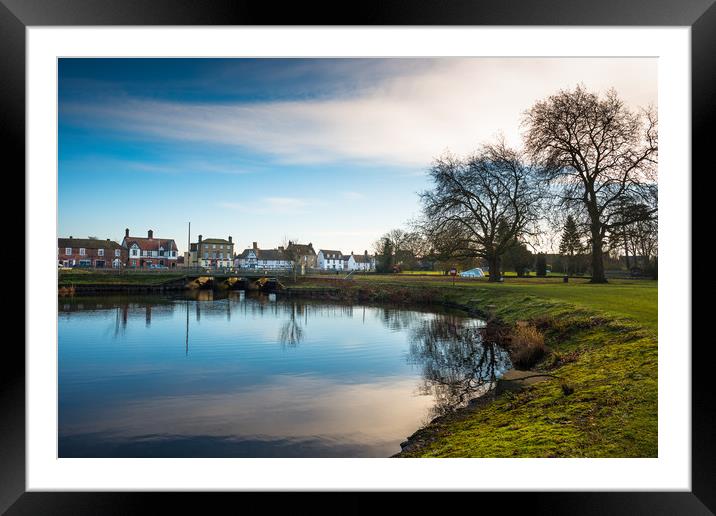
[58,238,122,249]
[123,236,178,252]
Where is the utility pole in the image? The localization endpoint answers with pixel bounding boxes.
[187,221,191,268]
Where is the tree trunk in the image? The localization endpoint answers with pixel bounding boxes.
[590,231,608,283]
[488,255,502,282]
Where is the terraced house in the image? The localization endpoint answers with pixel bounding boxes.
[235,242,293,270]
[58,237,126,268]
[122,228,179,268]
[187,235,234,268]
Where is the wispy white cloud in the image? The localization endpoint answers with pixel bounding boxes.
[62,58,657,168]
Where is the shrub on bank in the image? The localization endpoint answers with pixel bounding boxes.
[509,321,546,369]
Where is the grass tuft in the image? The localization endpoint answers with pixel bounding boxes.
[508,322,546,369]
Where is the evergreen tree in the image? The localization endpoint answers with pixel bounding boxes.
[535,253,547,277]
[503,240,533,277]
[558,215,583,275]
[376,237,394,273]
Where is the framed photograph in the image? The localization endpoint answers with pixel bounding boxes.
[4,0,712,512]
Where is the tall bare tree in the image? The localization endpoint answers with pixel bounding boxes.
[523,85,657,283]
[419,140,542,282]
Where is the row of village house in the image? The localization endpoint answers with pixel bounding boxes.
[58,229,376,271]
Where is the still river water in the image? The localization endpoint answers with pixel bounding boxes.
[59,291,511,457]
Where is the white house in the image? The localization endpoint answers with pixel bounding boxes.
[235,242,293,270]
[349,251,375,271]
[317,250,345,270]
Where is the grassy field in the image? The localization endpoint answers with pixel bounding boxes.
[356,275,657,331]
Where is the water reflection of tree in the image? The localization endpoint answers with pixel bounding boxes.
[379,308,421,332]
[408,315,511,419]
[278,302,304,348]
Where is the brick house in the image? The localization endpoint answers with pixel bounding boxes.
[285,241,317,270]
[58,237,126,268]
[122,228,179,268]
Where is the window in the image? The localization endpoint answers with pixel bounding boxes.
[115,249,121,257]
[204,253,208,259]
[98,249,104,256]
[65,247,72,255]
[79,248,86,256]
[204,244,208,249]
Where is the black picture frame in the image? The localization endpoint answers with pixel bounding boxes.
[3,1,711,513]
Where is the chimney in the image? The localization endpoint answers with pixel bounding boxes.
[309,242,313,248]
[198,234,202,243]
[148,229,153,239]
[253,242,257,250]
[365,250,368,256]
[125,228,129,238]
[228,236,232,243]
[288,240,293,247]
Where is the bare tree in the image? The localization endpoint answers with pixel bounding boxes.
[523,85,657,283]
[419,140,542,282]
[280,236,302,282]
[372,228,428,272]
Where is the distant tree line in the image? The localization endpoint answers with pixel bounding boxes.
[373,84,658,283]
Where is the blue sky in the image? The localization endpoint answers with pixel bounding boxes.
[58,58,656,254]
